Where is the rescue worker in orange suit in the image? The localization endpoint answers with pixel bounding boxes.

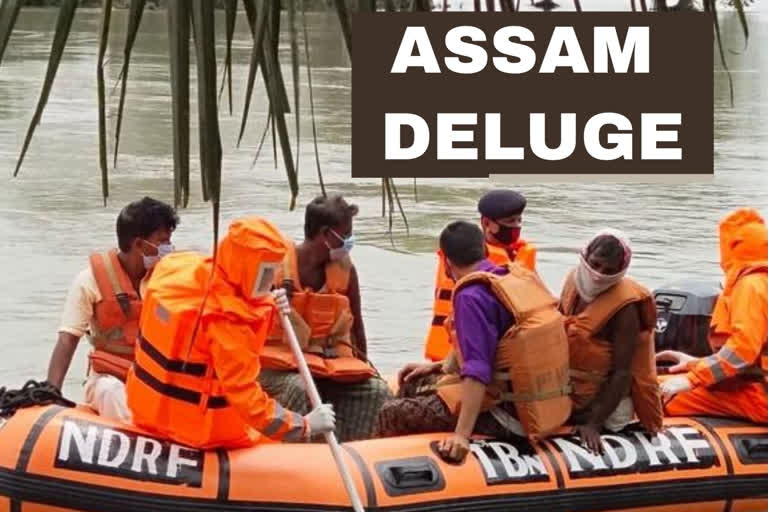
[560,229,663,454]
[259,194,392,442]
[376,221,571,463]
[125,216,336,449]
[423,189,537,362]
[657,208,767,425]
[47,197,179,423]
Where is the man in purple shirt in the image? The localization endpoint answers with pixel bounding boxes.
[453,258,513,386]
[375,221,519,462]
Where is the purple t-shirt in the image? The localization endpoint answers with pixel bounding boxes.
[453,260,514,385]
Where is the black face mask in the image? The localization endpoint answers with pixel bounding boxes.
[493,225,521,245]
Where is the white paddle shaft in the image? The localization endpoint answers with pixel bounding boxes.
[279,312,366,512]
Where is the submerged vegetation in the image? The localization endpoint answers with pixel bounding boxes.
[0,0,752,247]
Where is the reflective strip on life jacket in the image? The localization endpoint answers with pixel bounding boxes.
[134,334,229,409]
[132,364,228,409]
[432,289,452,326]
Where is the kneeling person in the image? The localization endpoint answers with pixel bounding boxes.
[560,229,662,453]
[259,195,392,442]
[376,221,571,463]
[658,208,766,424]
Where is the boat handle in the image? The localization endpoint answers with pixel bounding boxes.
[730,434,768,464]
[375,456,446,496]
[388,464,436,487]
[742,438,768,461]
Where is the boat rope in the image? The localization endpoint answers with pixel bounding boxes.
[0,380,76,418]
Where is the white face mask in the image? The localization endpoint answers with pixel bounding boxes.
[573,253,626,303]
[142,241,174,270]
[326,229,355,261]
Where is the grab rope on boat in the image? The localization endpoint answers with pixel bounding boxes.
[0,380,75,418]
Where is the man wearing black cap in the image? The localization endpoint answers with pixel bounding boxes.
[422,189,537,362]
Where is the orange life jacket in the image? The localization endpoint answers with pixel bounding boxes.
[423,240,537,362]
[434,263,572,440]
[126,251,301,449]
[560,271,663,433]
[87,250,142,382]
[260,244,375,383]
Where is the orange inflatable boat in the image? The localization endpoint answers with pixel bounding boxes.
[0,400,766,512]
[2,280,766,511]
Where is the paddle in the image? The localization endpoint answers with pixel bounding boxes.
[278,311,366,512]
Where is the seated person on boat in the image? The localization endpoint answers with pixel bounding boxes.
[657,208,767,425]
[423,189,537,362]
[125,216,335,449]
[559,229,663,454]
[47,197,178,423]
[258,194,392,443]
[376,221,571,462]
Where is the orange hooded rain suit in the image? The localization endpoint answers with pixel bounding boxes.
[126,217,309,449]
[665,208,767,424]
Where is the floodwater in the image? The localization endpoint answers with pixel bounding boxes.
[1,3,766,400]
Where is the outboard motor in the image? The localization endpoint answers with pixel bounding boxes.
[653,280,721,361]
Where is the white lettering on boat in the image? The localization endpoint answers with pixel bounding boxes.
[472,425,718,485]
[551,425,717,478]
[55,418,204,487]
[470,440,550,485]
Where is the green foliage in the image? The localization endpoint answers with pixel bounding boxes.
[0,0,751,246]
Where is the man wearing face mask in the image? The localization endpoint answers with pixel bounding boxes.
[258,194,392,442]
[559,229,662,454]
[125,216,336,448]
[47,196,178,423]
[423,189,537,362]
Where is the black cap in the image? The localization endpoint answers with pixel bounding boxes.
[477,189,527,220]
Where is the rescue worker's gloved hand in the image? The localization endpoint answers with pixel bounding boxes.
[271,288,291,315]
[305,403,336,437]
[660,375,692,399]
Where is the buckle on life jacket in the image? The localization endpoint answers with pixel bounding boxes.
[322,346,339,359]
[115,292,132,317]
[305,344,339,359]
[499,384,573,403]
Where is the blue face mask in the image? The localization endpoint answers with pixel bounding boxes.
[327,229,354,261]
[142,240,174,270]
